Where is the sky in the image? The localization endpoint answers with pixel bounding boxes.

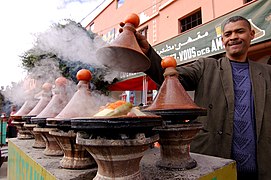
[0,0,101,88]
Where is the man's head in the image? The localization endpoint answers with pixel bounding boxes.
[221,16,255,62]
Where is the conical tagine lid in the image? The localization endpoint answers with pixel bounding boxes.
[96,13,150,72]
[11,99,38,119]
[50,69,99,120]
[25,82,53,117]
[144,57,206,121]
[35,77,70,118]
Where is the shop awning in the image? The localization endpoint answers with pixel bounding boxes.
[108,74,157,91]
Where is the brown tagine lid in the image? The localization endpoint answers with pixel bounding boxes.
[96,13,150,72]
[144,57,207,121]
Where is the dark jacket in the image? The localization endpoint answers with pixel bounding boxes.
[146,47,271,180]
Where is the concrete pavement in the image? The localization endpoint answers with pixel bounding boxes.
[0,162,7,180]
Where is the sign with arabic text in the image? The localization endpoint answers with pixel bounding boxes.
[154,0,271,65]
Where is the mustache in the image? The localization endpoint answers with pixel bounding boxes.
[228,41,242,46]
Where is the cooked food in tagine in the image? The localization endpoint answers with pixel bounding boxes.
[94,100,147,117]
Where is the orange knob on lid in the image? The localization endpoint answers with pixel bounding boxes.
[76,69,92,81]
[42,82,52,91]
[55,77,67,86]
[124,13,140,27]
[161,56,177,69]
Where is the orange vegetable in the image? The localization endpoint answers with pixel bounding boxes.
[76,69,92,81]
[161,56,177,69]
[124,13,140,27]
[55,77,67,86]
[107,100,126,110]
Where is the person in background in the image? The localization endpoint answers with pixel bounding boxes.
[128,16,271,180]
[7,105,17,138]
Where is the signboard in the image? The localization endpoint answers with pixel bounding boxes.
[154,0,271,65]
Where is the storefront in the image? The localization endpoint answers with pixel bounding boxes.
[154,0,271,64]
[109,0,271,104]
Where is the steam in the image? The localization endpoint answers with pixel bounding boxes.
[35,20,106,67]
[1,1,125,116]
[2,81,28,107]
[34,20,119,83]
[3,19,121,112]
[28,58,62,84]
[3,57,77,108]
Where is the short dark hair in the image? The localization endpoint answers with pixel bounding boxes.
[221,16,251,32]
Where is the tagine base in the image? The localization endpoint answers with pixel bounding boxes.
[33,127,63,156]
[22,115,36,124]
[13,121,34,140]
[77,132,159,180]
[49,129,96,169]
[154,123,203,170]
[17,131,34,140]
[23,123,44,148]
[23,123,36,135]
[31,117,47,128]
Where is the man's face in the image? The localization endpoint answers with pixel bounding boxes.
[222,20,255,61]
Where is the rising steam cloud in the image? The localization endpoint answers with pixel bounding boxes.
[3,18,120,111]
[34,20,119,82]
[35,20,106,67]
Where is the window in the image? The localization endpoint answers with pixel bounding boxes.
[243,0,253,3]
[116,0,124,9]
[179,9,202,33]
[138,26,148,39]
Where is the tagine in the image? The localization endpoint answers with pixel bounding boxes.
[47,69,98,169]
[143,56,207,170]
[31,77,70,149]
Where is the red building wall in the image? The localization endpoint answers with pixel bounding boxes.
[86,0,255,46]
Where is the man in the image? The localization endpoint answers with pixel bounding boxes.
[132,16,271,180]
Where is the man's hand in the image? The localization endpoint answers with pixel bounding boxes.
[134,32,150,54]
[119,22,150,54]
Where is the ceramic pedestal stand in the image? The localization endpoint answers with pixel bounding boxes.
[32,129,46,149]
[23,123,36,135]
[24,122,46,149]
[30,118,48,149]
[49,129,96,169]
[153,123,203,170]
[12,121,34,139]
[33,127,63,156]
[77,132,159,180]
